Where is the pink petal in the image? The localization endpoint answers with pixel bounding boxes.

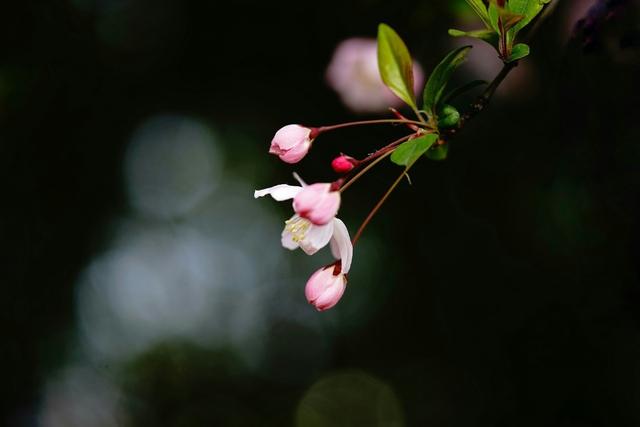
[313,275,347,311]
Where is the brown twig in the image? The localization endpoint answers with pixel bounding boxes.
[442,1,555,141]
[449,60,518,137]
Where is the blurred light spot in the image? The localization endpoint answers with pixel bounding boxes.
[77,115,344,375]
[76,223,262,361]
[39,366,127,427]
[326,38,424,114]
[125,115,221,219]
[296,371,404,427]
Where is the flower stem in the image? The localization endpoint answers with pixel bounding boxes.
[340,150,393,193]
[317,119,426,133]
[352,165,412,245]
[339,133,414,193]
[411,105,429,126]
[358,134,413,164]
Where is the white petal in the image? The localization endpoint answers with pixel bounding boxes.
[254,184,302,201]
[330,218,353,274]
[330,233,340,259]
[281,228,299,250]
[299,222,334,255]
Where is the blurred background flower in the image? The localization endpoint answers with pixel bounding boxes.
[326,37,424,114]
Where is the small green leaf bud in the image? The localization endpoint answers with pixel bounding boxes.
[437,104,460,128]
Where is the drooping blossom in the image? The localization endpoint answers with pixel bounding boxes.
[269,124,315,163]
[255,178,354,311]
[326,37,424,114]
[305,217,353,311]
[254,177,348,255]
[305,266,347,311]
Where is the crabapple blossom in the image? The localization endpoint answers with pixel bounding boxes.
[254,180,351,259]
[269,124,315,164]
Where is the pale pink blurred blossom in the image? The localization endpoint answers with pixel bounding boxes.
[326,38,424,114]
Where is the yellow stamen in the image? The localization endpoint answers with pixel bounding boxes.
[285,217,311,243]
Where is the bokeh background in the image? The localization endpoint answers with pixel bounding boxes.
[2,0,640,425]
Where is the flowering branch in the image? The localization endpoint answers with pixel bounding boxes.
[255,0,556,312]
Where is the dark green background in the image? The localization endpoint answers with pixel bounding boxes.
[2,0,640,425]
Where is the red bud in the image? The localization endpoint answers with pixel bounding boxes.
[331,155,357,174]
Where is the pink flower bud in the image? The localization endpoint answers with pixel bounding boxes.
[305,266,347,311]
[331,155,357,174]
[269,124,314,164]
[293,183,340,225]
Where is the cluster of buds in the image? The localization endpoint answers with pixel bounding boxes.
[255,114,428,311]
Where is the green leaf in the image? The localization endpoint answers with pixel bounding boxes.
[391,133,438,167]
[422,46,472,114]
[426,144,449,161]
[500,11,525,31]
[448,28,498,45]
[437,104,460,128]
[377,23,417,109]
[508,0,551,35]
[506,43,530,62]
[463,0,492,29]
[488,1,501,34]
[442,79,487,104]
[487,1,525,32]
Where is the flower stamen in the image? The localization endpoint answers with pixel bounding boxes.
[285,217,311,242]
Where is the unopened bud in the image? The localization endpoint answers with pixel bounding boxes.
[437,104,460,128]
[331,155,357,174]
[269,124,314,164]
[305,265,347,311]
